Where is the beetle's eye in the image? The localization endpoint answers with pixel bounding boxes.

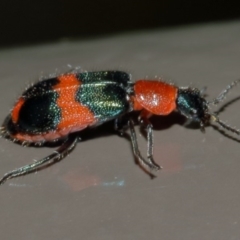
[190,109,197,115]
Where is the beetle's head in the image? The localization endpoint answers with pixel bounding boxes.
[176,87,210,131]
[176,79,240,136]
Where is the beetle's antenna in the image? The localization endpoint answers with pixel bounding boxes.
[210,114,240,135]
[209,79,240,105]
[206,79,240,135]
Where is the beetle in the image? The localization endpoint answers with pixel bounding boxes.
[0,70,239,184]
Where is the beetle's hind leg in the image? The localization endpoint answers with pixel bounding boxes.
[0,134,79,185]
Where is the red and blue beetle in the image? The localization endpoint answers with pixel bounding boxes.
[0,70,239,184]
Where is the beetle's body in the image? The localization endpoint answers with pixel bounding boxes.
[8,71,132,143]
[0,70,238,185]
[7,71,179,144]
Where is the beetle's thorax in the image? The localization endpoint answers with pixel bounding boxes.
[132,80,178,115]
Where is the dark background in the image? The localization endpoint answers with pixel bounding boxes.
[0,0,239,48]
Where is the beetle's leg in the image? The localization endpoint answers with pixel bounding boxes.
[0,134,79,185]
[128,119,160,170]
[114,117,129,136]
[139,115,162,170]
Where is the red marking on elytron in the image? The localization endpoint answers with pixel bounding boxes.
[12,130,75,142]
[11,97,25,124]
[13,124,99,142]
[54,74,96,132]
[133,80,178,115]
[10,74,97,143]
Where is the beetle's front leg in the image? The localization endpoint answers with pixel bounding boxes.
[128,118,161,171]
[139,112,162,170]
